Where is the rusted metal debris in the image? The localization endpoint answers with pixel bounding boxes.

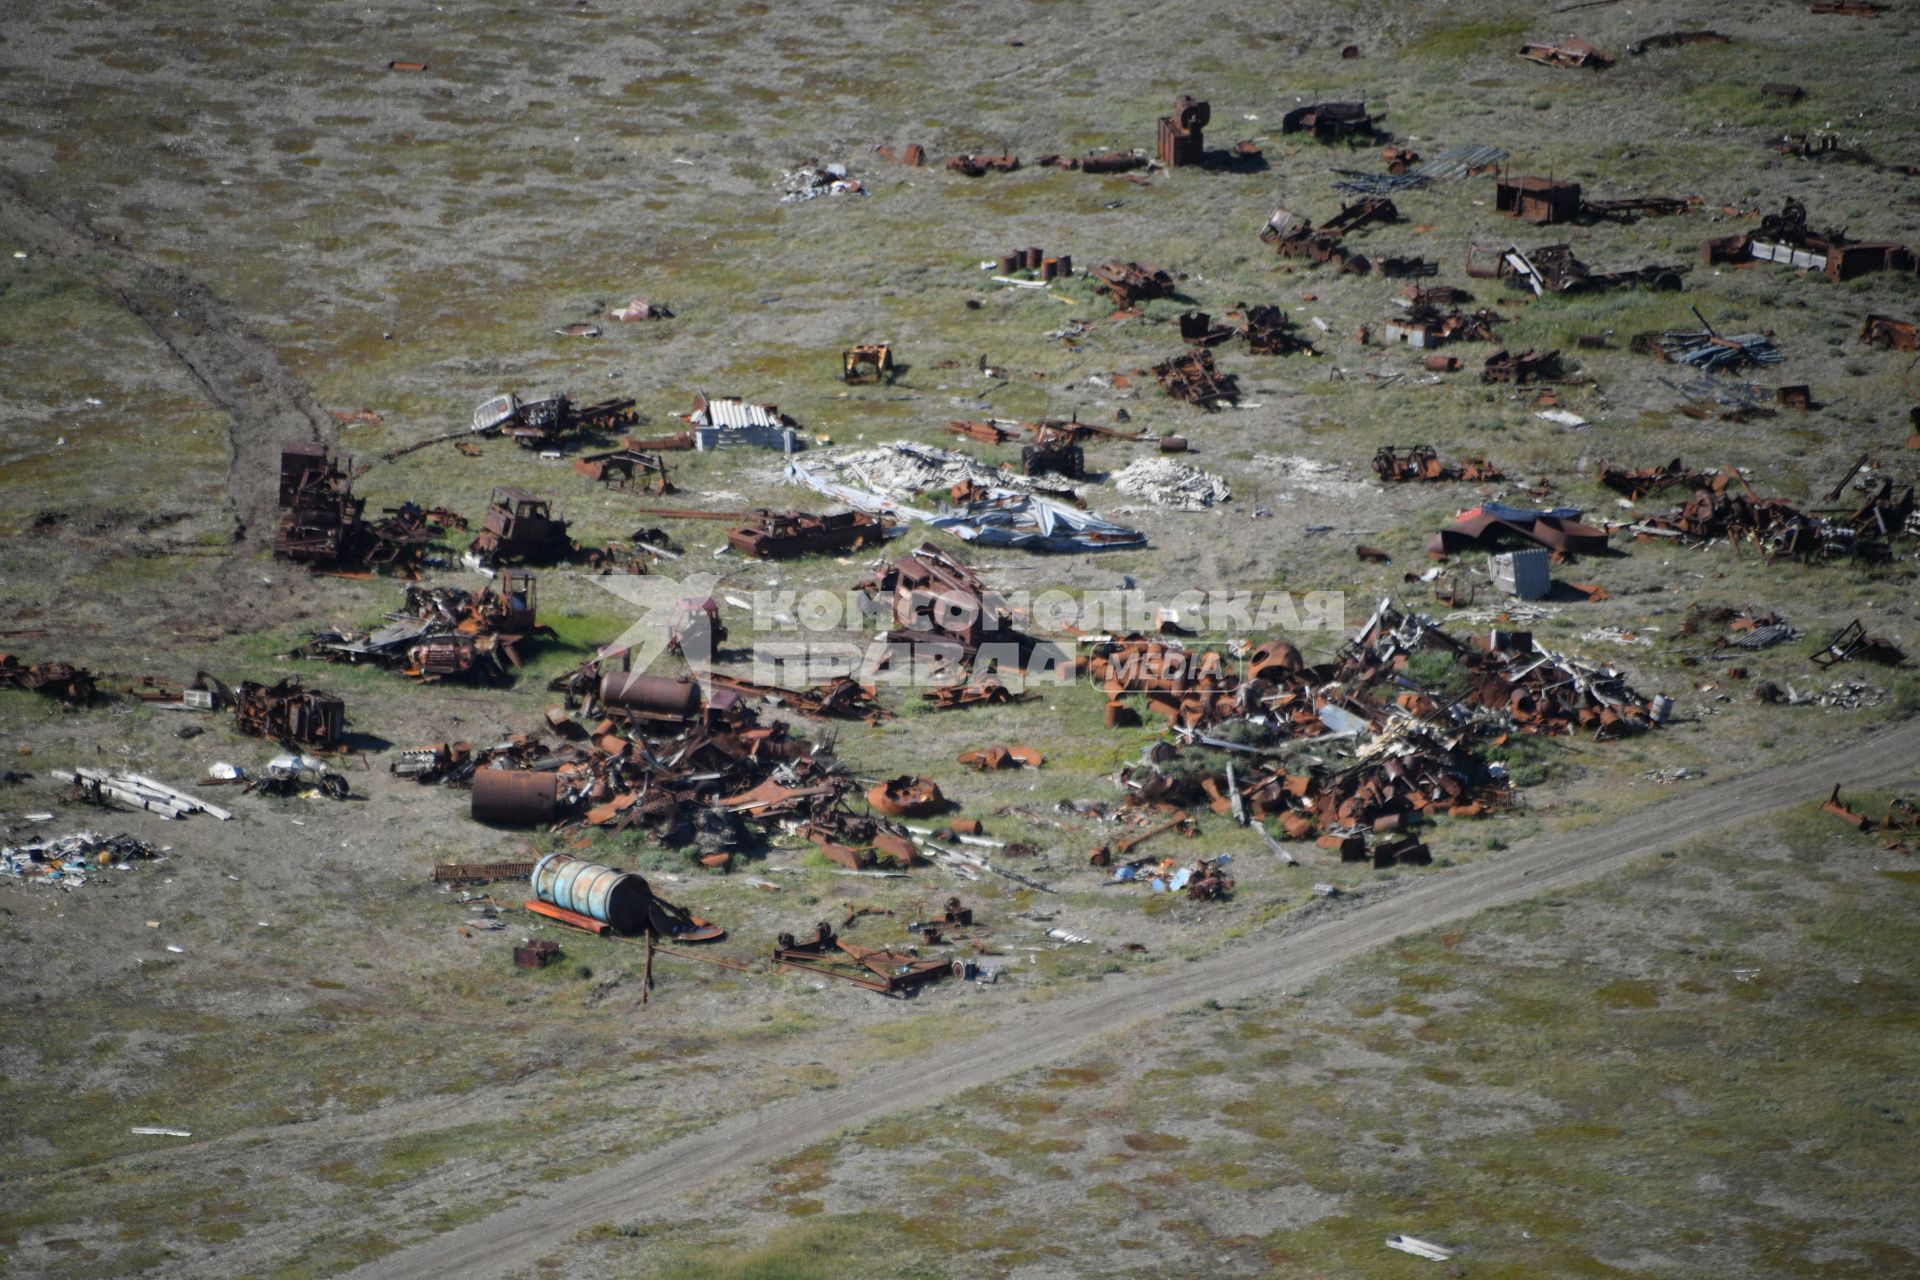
[275,444,463,575]
[871,142,927,167]
[1242,306,1317,355]
[574,448,673,493]
[472,392,638,450]
[1822,785,1919,853]
[1088,603,1659,861]
[1760,82,1805,102]
[1385,291,1506,348]
[1634,308,1783,371]
[1157,95,1209,167]
[1043,150,1146,175]
[841,343,895,384]
[1152,348,1238,408]
[0,654,97,705]
[947,419,1018,445]
[1703,199,1917,282]
[233,678,346,751]
[431,860,537,885]
[1597,458,1713,500]
[1519,37,1612,70]
[772,921,953,997]
[300,570,557,683]
[1481,349,1563,384]
[1093,261,1175,309]
[1430,501,1608,559]
[1373,446,1504,484]
[1811,1,1886,14]
[468,487,576,569]
[1475,243,1686,296]
[1812,620,1905,668]
[1282,101,1376,139]
[921,675,1038,711]
[1628,30,1732,54]
[958,744,1044,771]
[947,153,1020,177]
[1859,315,1918,352]
[1631,466,1913,561]
[705,673,892,723]
[1261,199,1395,273]
[726,509,897,558]
[1496,175,1582,225]
[867,775,948,818]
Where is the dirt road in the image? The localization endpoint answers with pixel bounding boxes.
[348,714,1920,1280]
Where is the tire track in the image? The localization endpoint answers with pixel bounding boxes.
[347,716,1920,1280]
[0,168,332,551]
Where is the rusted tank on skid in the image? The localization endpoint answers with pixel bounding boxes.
[598,672,703,721]
[531,853,653,934]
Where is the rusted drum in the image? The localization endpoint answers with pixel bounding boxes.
[598,672,701,718]
[471,769,558,826]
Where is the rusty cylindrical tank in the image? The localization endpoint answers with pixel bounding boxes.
[471,769,558,826]
[531,853,652,935]
[598,672,701,719]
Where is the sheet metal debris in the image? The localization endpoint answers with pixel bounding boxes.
[1112,457,1232,509]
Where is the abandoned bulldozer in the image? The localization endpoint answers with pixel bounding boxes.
[468,488,576,568]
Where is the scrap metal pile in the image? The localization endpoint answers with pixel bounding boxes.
[299,570,556,682]
[233,678,346,751]
[1630,466,1914,560]
[1373,445,1504,484]
[1152,348,1238,408]
[472,392,639,450]
[274,444,466,574]
[1181,306,1317,356]
[1385,291,1506,348]
[1084,600,1661,860]
[1471,243,1687,296]
[1261,198,1396,273]
[1093,261,1176,309]
[1112,457,1232,509]
[0,654,96,704]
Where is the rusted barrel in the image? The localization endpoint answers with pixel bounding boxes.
[598,672,701,719]
[1024,247,1043,270]
[531,853,651,934]
[471,770,558,826]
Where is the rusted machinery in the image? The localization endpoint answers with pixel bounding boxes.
[864,544,1019,655]
[1242,305,1317,356]
[1157,94,1209,167]
[724,509,894,558]
[946,153,1019,177]
[233,678,345,751]
[841,342,896,384]
[1093,261,1175,309]
[1859,315,1918,352]
[0,655,97,704]
[472,392,639,449]
[1495,175,1582,225]
[1152,348,1237,408]
[573,448,673,493]
[1702,199,1917,283]
[1482,349,1563,383]
[1372,446,1504,483]
[301,570,557,682]
[274,443,461,573]
[1519,37,1612,69]
[1020,428,1086,480]
[469,487,575,568]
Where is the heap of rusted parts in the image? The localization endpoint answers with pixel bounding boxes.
[862,543,1023,662]
[1859,315,1917,352]
[1180,306,1317,357]
[1597,458,1713,500]
[574,448,673,494]
[871,142,926,167]
[1519,37,1611,69]
[959,744,1043,771]
[1373,445,1504,484]
[1822,785,1918,854]
[1812,620,1906,668]
[1386,289,1505,348]
[1093,261,1175,309]
[705,673,892,724]
[473,392,639,450]
[274,444,466,575]
[1088,605,1657,862]
[1702,199,1917,283]
[0,654,97,705]
[301,570,556,683]
[234,678,346,751]
[1041,150,1147,175]
[1482,349,1563,383]
[1261,199,1397,273]
[1631,465,1915,561]
[1282,102,1375,139]
[947,153,1020,177]
[772,920,957,997]
[725,509,895,558]
[1153,348,1238,408]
